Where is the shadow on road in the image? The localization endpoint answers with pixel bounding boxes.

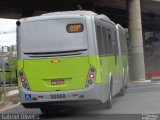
[39,105,104,119]
[39,96,123,119]
[39,107,142,120]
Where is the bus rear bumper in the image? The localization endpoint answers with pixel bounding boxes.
[22,100,102,108]
[19,84,109,108]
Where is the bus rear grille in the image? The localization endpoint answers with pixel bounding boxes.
[24,49,87,58]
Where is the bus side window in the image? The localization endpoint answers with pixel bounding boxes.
[114,30,118,55]
[120,31,127,55]
[102,27,110,55]
[107,28,113,55]
[96,25,105,56]
[123,33,128,55]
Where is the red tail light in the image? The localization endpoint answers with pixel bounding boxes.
[19,70,30,90]
[86,65,96,87]
[20,76,26,82]
[89,73,94,79]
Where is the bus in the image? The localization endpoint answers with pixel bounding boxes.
[16,11,129,113]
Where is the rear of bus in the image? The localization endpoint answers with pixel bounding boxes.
[17,13,103,108]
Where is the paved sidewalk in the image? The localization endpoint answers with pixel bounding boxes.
[0,89,19,103]
[6,90,19,97]
[0,89,19,112]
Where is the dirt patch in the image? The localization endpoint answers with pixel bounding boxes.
[0,94,19,112]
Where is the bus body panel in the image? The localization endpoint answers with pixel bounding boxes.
[18,56,90,91]
[19,80,113,105]
[17,55,116,92]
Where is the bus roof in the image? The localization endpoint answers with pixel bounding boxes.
[42,10,97,16]
[19,11,113,24]
[42,10,113,23]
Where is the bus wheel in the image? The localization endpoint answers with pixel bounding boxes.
[103,84,112,109]
[119,80,125,96]
[40,106,58,114]
[125,73,129,89]
[125,85,128,89]
[40,107,51,114]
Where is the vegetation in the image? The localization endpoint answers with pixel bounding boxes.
[8,56,17,84]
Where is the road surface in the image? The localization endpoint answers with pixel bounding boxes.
[1,81,160,120]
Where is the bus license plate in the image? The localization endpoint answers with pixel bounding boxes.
[50,94,66,99]
[51,80,64,85]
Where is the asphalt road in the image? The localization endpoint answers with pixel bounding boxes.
[1,81,160,120]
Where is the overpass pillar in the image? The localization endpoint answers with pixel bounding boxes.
[128,0,145,81]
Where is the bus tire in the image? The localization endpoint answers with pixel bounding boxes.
[119,74,125,96]
[125,72,129,89]
[103,81,112,109]
[40,106,58,114]
[40,107,48,114]
[119,84,125,96]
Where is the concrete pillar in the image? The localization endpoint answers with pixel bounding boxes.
[128,0,145,81]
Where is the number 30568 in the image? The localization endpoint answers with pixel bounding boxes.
[50,94,66,99]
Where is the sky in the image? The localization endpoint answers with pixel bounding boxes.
[0,18,17,46]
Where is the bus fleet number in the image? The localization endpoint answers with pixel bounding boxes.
[50,94,66,99]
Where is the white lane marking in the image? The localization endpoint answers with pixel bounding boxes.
[0,102,20,113]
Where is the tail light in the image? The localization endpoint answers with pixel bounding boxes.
[19,70,30,90]
[89,73,94,79]
[86,65,96,87]
[21,76,26,82]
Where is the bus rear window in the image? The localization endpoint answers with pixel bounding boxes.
[21,19,88,53]
[67,23,83,33]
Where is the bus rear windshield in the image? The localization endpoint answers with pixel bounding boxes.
[21,18,88,53]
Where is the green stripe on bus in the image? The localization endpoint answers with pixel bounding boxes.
[17,55,126,91]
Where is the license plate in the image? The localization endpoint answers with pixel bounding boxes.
[51,80,64,85]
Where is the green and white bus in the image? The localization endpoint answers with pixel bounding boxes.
[16,11,129,113]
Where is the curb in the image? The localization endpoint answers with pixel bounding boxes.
[129,80,151,84]
[128,79,160,88]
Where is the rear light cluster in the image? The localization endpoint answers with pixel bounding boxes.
[19,70,30,90]
[86,65,96,87]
